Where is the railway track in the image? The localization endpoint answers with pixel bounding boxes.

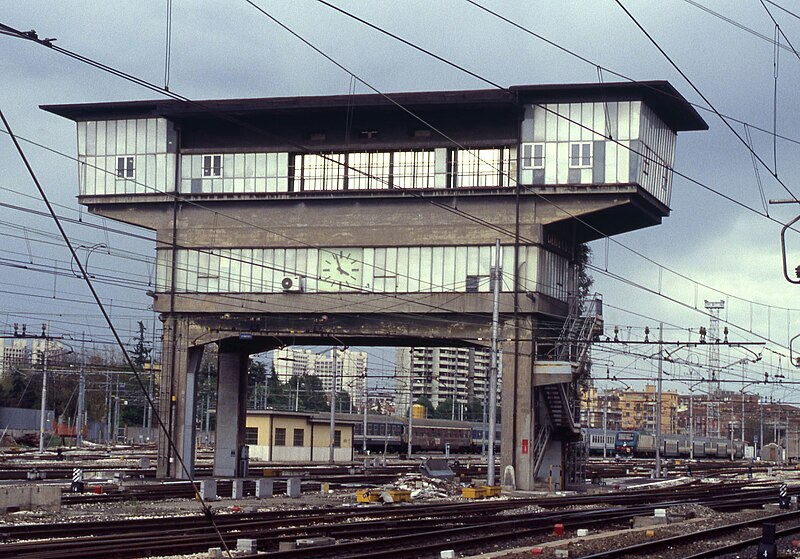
[1,478,795,559]
[575,509,800,559]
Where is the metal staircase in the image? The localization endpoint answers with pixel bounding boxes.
[540,383,579,436]
[532,422,552,478]
[533,294,603,482]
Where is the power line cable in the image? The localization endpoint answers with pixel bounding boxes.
[3,17,792,356]
[0,107,232,557]
[614,0,796,198]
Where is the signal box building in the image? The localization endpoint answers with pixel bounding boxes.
[43,81,705,490]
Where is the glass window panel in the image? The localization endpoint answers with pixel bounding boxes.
[362,248,374,291]
[544,104,557,141]
[630,101,641,139]
[569,103,581,141]
[285,248,297,279]
[431,246,443,292]
[157,118,166,153]
[145,154,156,192]
[466,247,479,276]
[372,248,386,293]
[253,153,267,177]
[455,246,468,291]
[408,247,420,292]
[83,121,95,155]
[187,250,200,292]
[395,247,408,292]
[222,154,233,179]
[116,120,127,154]
[175,250,188,291]
[592,102,606,140]
[133,120,145,154]
[96,121,106,156]
[273,249,285,292]
[227,250,241,292]
[276,153,289,191]
[146,119,157,153]
[207,251,221,292]
[479,246,491,280]
[442,247,456,291]
[307,246,323,290]
[581,103,593,141]
[385,247,398,292]
[239,248,252,292]
[418,247,432,292]
[106,120,117,155]
[618,101,630,141]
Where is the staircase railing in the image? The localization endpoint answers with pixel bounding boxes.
[532,422,552,478]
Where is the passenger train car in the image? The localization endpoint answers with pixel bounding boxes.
[586,428,746,460]
[352,414,500,453]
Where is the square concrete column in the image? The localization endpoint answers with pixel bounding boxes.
[500,320,536,491]
[214,343,248,477]
[255,478,273,498]
[157,318,203,479]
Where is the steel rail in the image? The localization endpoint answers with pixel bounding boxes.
[574,510,800,559]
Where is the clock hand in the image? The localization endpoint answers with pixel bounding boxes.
[333,253,346,273]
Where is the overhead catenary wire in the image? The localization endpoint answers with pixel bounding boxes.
[1,15,792,360]
[0,17,792,324]
[614,0,797,198]
[0,108,233,557]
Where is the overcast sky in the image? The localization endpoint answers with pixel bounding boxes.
[2,1,800,400]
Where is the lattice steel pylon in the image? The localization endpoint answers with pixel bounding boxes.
[705,300,724,438]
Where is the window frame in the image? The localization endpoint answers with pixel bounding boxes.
[520,142,545,169]
[568,142,593,169]
[334,429,342,448]
[116,156,135,179]
[274,427,286,446]
[202,154,223,177]
[245,427,259,445]
[293,428,305,447]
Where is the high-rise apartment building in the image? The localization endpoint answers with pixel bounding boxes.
[396,346,499,416]
[0,339,29,377]
[272,347,368,403]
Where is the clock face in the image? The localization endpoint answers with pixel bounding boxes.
[319,249,363,292]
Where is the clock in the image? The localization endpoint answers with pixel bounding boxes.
[318,248,363,291]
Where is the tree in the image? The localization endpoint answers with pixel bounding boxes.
[575,243,594,311]
[130,321,152,370]
[336,391,351,413]
[464,397,484,421]
[248,359,268,405]
[301,375,329,411]
[434,398,454,420]
[266,368,289,409]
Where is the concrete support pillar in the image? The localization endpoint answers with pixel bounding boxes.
[500,320,536,491]
[157,317,202,479]
[214,342,248,477]
[255,478,273,498]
